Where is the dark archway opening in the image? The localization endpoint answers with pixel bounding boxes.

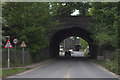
[59,36,89,57]
[50,27,97,58]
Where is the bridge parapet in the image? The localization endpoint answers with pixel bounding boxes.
[58,16,94,30]
[48,16,94,39]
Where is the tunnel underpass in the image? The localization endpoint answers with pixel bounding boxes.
[50,27,97,58]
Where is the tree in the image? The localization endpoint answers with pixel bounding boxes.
[2,2,59,53]
[88,2,119,48]
[52,2,90,16]
[79,38,88,50]
[73,37,88,50]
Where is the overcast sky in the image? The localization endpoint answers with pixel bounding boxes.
[71,9,79,16]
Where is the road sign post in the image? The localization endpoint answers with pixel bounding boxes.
[13,38,18,62]
[8,48,10,69]
[22,47,24,66]
[4,39,13,69]
[14,44,16,62]
[20,41,26,66]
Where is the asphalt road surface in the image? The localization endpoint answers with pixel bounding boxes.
[9,57,118,78]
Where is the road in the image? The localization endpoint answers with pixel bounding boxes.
[9,57,118,79]
[59,51,85,57]
[71,51,85,57]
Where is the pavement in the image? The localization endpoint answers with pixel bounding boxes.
[7,57,118,78]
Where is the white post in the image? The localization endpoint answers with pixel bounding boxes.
[22,47,24,66]
[8,48,10,69]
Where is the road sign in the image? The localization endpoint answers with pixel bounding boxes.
[4,39,13,48]
[13,38,18,44]
[20,41,26,66]
[13,38,18,62]
[4,39,13,69]
[20,41,26,47]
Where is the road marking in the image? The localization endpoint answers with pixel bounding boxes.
[64,72,70,78]
[64,63,71,78]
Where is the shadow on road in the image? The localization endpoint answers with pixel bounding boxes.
[57,56,90,61]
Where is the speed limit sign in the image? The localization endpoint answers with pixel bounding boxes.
[13,38,18,44]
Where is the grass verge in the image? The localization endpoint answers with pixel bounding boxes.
[1,67,31,78]
[92,59,119,75]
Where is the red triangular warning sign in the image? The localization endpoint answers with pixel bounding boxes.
[20,41,26,47]
[4,39,13,48]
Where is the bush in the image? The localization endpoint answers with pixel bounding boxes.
[106,59,118,74]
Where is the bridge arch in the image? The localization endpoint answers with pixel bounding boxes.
[50,27,97,58]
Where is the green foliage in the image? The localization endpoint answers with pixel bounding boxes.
[53,2,90,16]
[118,49,120,75]
[93,58,118,75]
[2,48,33,68]
[2,67,31,78]
[106,59,118,74]
[73,37,89,55]
[22,27,49,53]
[88,2,119,48]
[89,3,119,74]
[78,38,89,50]
[2,2,59,53]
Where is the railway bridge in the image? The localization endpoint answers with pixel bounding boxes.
[45,16,98,58]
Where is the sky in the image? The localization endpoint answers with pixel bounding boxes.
[71,9,79,16]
